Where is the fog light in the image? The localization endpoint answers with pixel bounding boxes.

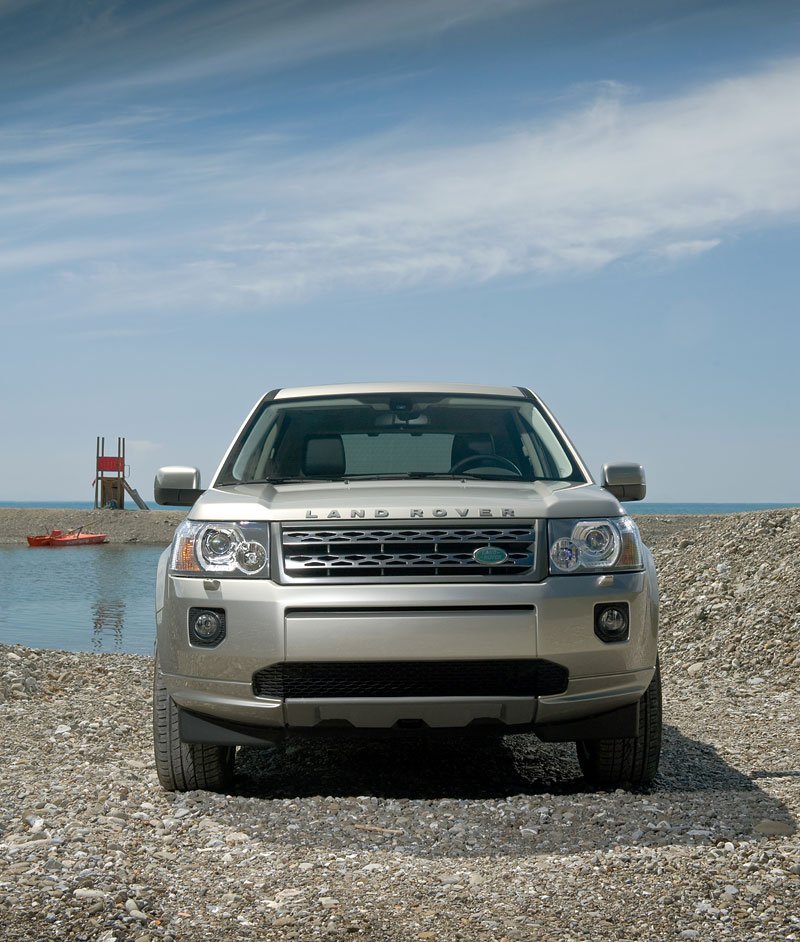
[189,608,226,646]
[594,603,629,643]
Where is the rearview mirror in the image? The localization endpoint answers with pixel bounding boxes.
[601,462,646,502]
[154,466,204,507]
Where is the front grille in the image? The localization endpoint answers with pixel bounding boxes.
[280,524,536,580]
[253,659,568,699]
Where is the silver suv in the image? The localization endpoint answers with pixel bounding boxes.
[153,383,660,792]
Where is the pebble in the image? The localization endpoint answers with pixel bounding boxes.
[753,819,794,836]
[638,510,800,686]
[0,509,797,942]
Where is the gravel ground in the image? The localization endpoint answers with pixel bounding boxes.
[0,509,184,546]
[1,509,798,941]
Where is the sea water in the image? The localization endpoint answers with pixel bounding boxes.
[0,544,162,655]
[630,502,798,514]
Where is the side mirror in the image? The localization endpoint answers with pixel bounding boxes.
[601,462,646,502]
[154,466,204,507]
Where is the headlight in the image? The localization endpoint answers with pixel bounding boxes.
[170,520,270,576]
[548,516,642,575]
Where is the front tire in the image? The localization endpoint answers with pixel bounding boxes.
[576,661,662,789]
[153,653,235,792]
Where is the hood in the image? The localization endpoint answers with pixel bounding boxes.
[189,479,624,522]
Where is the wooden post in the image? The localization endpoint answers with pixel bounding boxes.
[94,436,106,509]
[119,436,125,510]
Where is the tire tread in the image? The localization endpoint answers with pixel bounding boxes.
[153,655,234,792]
[576,661,662,789]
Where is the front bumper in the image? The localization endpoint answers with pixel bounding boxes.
[156,551,658,739]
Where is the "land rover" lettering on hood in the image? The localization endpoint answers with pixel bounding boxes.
[303,507,517,519]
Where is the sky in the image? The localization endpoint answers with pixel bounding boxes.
[1,0,799,503]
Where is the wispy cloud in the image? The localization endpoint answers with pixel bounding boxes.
[3,57,800,320]
[655,239,722,261]
[0,239,140,271]
[118,0,546,90]
[126,440,162,451]
[0,0,547,99]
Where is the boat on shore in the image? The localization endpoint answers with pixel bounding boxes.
[27,527,108,547]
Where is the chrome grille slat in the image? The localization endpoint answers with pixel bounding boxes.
[283,527,533,544]
[280,524,537,580]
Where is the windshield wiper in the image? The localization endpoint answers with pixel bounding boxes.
[341,472,530,481]
[252,477,336,484]
[242,472,532,485]
[341,472,463,481]
[456,472,529,481]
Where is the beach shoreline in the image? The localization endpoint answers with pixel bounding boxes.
[0,505,772,546]
[0,507,186,545]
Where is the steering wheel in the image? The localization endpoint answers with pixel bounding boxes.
[450,454,523,476]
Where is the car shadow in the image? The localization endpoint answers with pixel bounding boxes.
[236,731,581,800]
[235,721,771,799]
[227,723,794,857]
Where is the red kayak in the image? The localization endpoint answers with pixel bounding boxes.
[27,528,108,547]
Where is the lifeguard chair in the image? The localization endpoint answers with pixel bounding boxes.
[94,437,149,510]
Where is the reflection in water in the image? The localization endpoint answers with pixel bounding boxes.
[0,544,163,654]
[92,598,126,651]
[90,543,131,653]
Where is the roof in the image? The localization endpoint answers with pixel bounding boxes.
[272,382,528,400]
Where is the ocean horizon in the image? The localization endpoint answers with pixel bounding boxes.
[1,499,797,515]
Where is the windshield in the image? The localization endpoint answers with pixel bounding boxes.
[215,394,586,485]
